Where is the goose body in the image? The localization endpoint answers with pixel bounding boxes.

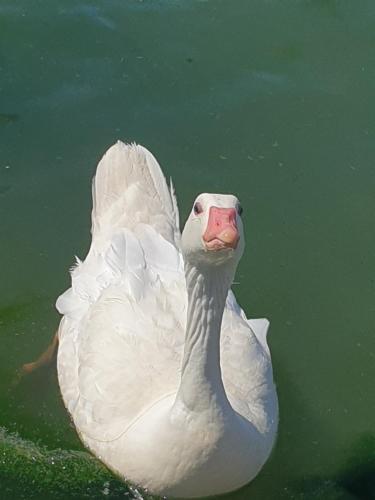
[56,142,278,497]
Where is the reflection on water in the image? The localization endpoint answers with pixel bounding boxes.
[1,0,375,498]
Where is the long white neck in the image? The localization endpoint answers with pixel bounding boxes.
[175,260,235,412]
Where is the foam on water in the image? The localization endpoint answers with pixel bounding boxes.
[0,426,158,499]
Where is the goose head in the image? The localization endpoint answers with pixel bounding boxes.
[181,193,245,270]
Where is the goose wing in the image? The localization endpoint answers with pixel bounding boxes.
[56,141,182,322]
[221,291,278,436]
[56,142,186,442]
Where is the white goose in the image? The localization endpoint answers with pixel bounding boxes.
[56,142,278,498]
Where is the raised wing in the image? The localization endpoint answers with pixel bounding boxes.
[91,142,180,251]
[56,141,181,322]
[56,142,186,441]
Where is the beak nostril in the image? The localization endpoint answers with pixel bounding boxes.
[203,206,239,249]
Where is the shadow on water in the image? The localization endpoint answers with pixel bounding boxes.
[277,362,375,500]
[0,185,12,195]
[337,433,375,500]
[0,297,68,447]
[286,434,375,500]
[244,432,375,499]
[209,359,375,500]
[0,113,19,126]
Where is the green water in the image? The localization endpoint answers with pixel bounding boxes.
[1,1,375,498]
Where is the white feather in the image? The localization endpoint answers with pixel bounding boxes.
[56,142,278,498]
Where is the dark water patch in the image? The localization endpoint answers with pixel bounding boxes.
[0,296,57,377]
[278,433,375,499]
[338,433,375,499]
[272,43,303,63]
[308,0,340,16]
[0,297,44,323]
[4,363,67,442]
[0,427,158,499]
[0,113,19,125]
[0,297,69,449]
[0,185,11,195]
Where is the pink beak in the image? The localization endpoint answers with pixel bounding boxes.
[203,207,239,250]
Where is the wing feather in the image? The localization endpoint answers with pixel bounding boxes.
[91,141,179,250]
[56,141,181,320]
[57,142,185,440]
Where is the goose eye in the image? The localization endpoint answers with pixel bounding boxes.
[237,204,243,216]
[193,202,203,215]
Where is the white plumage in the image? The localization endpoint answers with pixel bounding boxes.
[56,142,278,498]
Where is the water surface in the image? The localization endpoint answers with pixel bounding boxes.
[1,1,375,498]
